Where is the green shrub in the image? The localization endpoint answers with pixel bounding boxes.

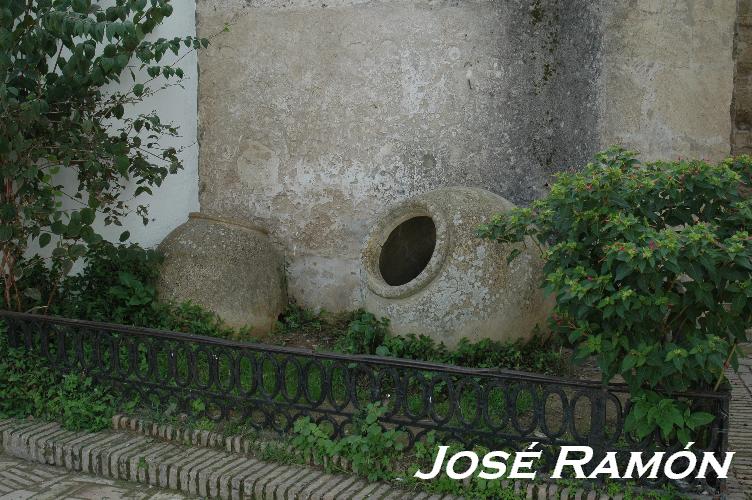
[2,241,247,340]
[276,303,325,333]
[54,241,163,324]
[335,309,390,354]
[335,402,406,480]
[49,374,115,432]
[3,255,62,312]
[478,147,752,442]
[28,241,246,339]
[0,330,57,419]
[292,415,338,465]
[157,301,246,339]
[292,402,406,481]
[375,332,450,361]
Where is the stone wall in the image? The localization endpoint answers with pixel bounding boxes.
[599,0,736,162]
[735,0,752,155]
[196,0,737,311]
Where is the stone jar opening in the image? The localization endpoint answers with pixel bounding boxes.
[362,200,450,300]
[378,215,437,286]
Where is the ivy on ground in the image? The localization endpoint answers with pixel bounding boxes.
[292,403,405,482]
[0,326,114,431]
[333,309,570,376]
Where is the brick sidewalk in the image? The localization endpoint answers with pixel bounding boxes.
[0,419,438,500]
[0,452,186,499]
[728,344,752,499]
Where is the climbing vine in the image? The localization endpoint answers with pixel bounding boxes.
[0,0,210,309]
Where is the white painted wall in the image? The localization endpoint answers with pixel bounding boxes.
[99,1,199,248]
[40,1,200,256]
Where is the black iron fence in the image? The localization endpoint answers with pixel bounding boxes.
[1,310,730,494]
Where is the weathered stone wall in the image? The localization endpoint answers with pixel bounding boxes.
[196,0,737,311]
[735,0,752,155]
[599,0,736,161]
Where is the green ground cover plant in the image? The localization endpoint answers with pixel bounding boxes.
[333,308,570,376]
[478,147,752,444]
[0,326,114,431]
[292,403,405,482]
[11,241,244,338]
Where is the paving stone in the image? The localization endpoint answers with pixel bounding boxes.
[348,478,382,500]
[111,438,154,480]
[318,473,360,500]
[168,446,213,489]
[256,464,292,499]
[199,453,244,497]
[356,482,392,500]
[242,460,279,497]
[131,441,172,484]
[0,451,187,499]
[180,448,224,493]
[142,442,179,486]
[282,468,322,500]
[229,459,268,499]
[336,478,371,499]
[296,471,342,499]
[265,465,301,499]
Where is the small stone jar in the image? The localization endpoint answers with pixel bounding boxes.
[157,212,286,336]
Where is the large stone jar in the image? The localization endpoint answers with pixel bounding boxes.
[157,213,286,335]
[361,187,552,347]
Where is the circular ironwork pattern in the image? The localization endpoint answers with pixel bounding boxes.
[0,311,730,493]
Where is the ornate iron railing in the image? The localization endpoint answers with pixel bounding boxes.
[1,310,730,494]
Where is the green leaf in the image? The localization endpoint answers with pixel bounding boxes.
[676,427,690,445]
[114,155,129,170]
[685,411,714,430]
[134,186,152,197]
[119,230,130,242]
[80,208,95,225]
[69,244,86,259]
[620,355,636,373]
[506,247,522,264]
[635,419,655,439]
[39,233,51,248]
[613,263,631,281]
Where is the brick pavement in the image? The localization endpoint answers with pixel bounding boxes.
[0,419,441,500]
[728,343,752,499]
[0,451,187,499]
